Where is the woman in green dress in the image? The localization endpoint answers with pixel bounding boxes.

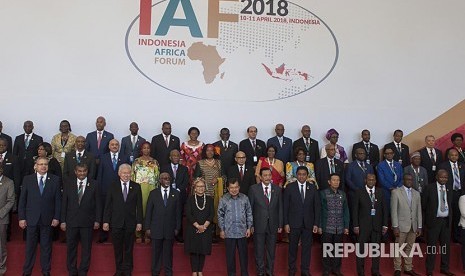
[131,141,160,243]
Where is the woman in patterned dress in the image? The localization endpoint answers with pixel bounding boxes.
[320,128,349,164]
[51,120,76,171]
[285,147,318,188]
[255,144,285,187]
[180,127,204,187]
[131,141,160,243]
[193,144,223,243]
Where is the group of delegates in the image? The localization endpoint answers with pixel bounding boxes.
[0,117,465,276]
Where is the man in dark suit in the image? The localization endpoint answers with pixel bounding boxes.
[267,124,293,165]
[150,122,180,167]
[383,129,410,167]
[0,121,12,154]
[248,167,283,276]
[0,138,20,197]
[351,129,380,168]
[160,149,188,243]
[420,135,444,184]
[103,164,143,276]
[61,163,101,276]
[97,139,128,243]
[284,166,320,276]
[13,120,43,185]
[346,148,375,200]
[239,126,266,168]
[0,165,15,275]
[120,122,146,164]
[315,144,345,190]
[423,169,454,276]
[145,172,181,276]
[63,136,96,181]
[352,173,388,276]
[213,128,238,174]
[292,125,320,164]
[85,116,114,166]
[439,148,465,243]
[227,151,256,195]
[18,157,61,276]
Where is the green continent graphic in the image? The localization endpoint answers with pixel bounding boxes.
[187,42,225,84]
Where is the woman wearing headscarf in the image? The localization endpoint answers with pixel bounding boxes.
[320,128,349,164]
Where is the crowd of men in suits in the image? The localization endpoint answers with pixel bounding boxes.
[0,117,464,276]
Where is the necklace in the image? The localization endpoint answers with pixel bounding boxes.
[195,194,206,210]
[204,159,216,166]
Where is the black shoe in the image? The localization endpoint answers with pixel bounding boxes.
[175,236,184,243]
[404,270,420,276]
[97,238,108,243]
[394,271,401,276]
[372,273,382,276]
[439,270,455,276]
[333,272,344,276]
[43,273,51,276]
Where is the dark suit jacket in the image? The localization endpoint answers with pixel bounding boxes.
[239,139,266,167]
[345,160,374,194]
[283,181,320,229]
[438,161,465,191]
[63,151,96,181]
[13,133,43,177]
[351,141,380,168]
[150,134,180,167]
[383,142,410,167]
[160,163,189,204]
[0,133,12,154]
[120,135,146,162]
[352,187,388,233]
[422,183,453,228]
[212,140,238,175]
[97,153,128,196]
[145,187,182,239]
[292,137,320,164]
[18,173,61,226]
[226,164,256,195]
[314,157,345,190]
[248,183,283,234]
[419,147,444,183]
[61,178,101,227]
[85,130,114,161]
[267,136,293,165]
[103,180,143,231]
[1,152,21,194]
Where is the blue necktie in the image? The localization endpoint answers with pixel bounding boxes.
[123,182,128,202]
[112,154,117,171]
[39,176,44,195]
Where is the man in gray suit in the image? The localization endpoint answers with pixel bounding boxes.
[391,173,422,276]
[120,122,146,164]
[248,167,283,276]
[0,166,15,276]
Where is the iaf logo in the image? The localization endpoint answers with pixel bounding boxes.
[125,0,338,101]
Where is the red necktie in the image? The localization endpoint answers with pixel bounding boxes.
[264,186,269,205]
[239,166,244,180]
[97,131,102,149]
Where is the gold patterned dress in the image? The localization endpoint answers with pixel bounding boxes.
[194,159,223,224]
[51,132,77,171]
[131,158,160,216]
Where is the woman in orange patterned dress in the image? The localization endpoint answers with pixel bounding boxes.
[180,127,204,188]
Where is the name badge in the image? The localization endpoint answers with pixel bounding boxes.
[253,156,257,162]
[61,152,66,158]
[371,208,376,216]
[432,165,436,171]
[171,183,177,189]
[366,159,371,164]
[129,156,134,162]
[305,155,310,162]
[398,159,403,165]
